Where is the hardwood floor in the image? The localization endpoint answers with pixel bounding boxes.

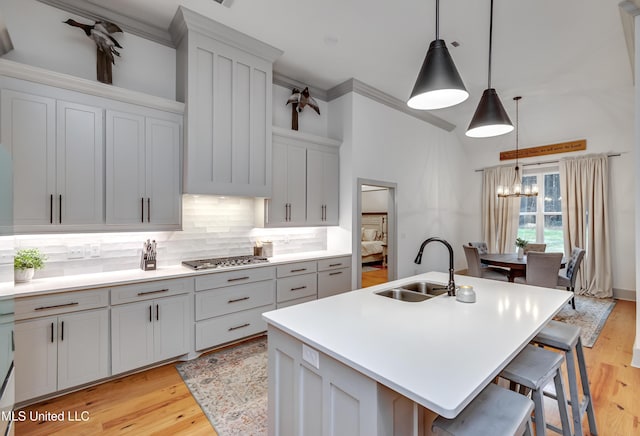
[15,300,638,435]
[361,265,389,288]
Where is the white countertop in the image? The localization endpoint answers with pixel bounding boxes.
[6,250,351,298]
[262,271,571,418]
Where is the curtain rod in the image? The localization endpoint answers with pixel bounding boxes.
[474,153,622,172]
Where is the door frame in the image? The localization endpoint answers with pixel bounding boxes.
[355,178,398,288]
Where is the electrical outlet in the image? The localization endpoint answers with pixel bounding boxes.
[67,245,84,259]
[302,344,320,369]
[88,244,101,257]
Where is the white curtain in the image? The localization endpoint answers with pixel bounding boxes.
[560,154,612,297]
[482,165,520,253]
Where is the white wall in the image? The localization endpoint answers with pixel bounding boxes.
[632,14,640,368]
[328,92,473,282]
[362,189,388,213]
[1,0,176,100]
[458,89,636,296]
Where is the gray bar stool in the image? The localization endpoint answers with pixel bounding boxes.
[432,383,534,436]
[534,320,598,435]
[500,344,572,436]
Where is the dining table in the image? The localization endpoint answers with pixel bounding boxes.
[479,252,566,282]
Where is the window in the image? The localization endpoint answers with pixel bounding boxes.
[517,171,564,253]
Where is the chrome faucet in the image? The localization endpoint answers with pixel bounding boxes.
[414,237,456,296]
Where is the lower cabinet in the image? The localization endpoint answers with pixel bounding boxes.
[15,308,109,402]
[318,256,352,299]
[111,294,190,375]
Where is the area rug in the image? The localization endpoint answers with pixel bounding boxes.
[362,265,379,272]
[552,295,616,348]
[176,336,268,435]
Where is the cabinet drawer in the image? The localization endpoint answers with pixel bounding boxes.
[195,304,274,351]
[318,268,352,299]
[277,273,317,303]
[276,261,317,278]
[195,266,275,291]
[111,278,193,305]
[277,295,316,309]
[16,289,109,321]
[196,280,275,320]
[317,256,351,271]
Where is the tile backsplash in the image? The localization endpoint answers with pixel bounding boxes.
[14,195,328,279]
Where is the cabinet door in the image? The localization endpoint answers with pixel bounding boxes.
[322,152,340,225]
[307,149,339,226]
[56,101,104,225]
[269,142,289,223]
[57,309,109,390]
[153,295,190,362]
[1,89,56,226]
[269,143,306,225]
[145,117,181,226]
[111,300,154,375]
[106,110,146,225]
[318,268,352,299]
[14,317,57,402]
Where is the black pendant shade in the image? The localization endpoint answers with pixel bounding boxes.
[407,39,469,110]
[466,88,514,138]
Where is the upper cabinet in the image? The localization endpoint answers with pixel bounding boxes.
[170,7,283,197]
[0,60,184,233]
[256,127,341,227]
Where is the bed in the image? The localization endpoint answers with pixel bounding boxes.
[361,213,387,265]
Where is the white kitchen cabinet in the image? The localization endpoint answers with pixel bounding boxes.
[1,88,104,232]
[171,7,283,197]
[269,141,307,225]
[106,110,181,229]
[15,308,109,402]
[318,256,352,299]
[306,149,339,225]
[111,294,190,375]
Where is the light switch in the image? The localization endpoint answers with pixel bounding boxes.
[302,344,319,369]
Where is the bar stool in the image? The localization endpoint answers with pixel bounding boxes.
[533,320,598,435]
[432,383,534,436]
[500,344,572,436]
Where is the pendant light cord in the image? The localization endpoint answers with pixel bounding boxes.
[488,0,494,89]
[435,0,440,39]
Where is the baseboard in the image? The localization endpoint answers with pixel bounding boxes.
[632,341,640,368]
[613,288,636,301]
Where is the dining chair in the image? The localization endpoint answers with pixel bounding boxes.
[468,242,488,254]
[463,245,509,281]
[525,252,563,288]
[523,243,547,254]
[557,247,585,309]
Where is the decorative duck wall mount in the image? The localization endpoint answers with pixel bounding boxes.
[286,87,320,130]
[64,18,123,84]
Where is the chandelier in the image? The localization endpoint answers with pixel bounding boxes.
[496,96,538,198]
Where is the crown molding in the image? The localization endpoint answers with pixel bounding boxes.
[272,73,328,101]
[327,78,455,132]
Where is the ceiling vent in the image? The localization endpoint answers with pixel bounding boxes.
[214,0,234,6]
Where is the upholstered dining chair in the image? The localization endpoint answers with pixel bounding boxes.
[525,252,563,288]
[468,242,488,254]
[463,245,509,281]
[558,247,585,309]
[523,243,547,254]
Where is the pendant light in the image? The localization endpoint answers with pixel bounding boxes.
[466,0,513,138]
[407,0,468,110]
[496,96,538,198]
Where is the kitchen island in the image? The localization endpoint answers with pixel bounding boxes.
[262,271,571,436]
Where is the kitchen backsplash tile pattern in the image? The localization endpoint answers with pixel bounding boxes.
[14,195,327,279]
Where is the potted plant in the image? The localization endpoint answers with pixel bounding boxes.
[515,238,528,259]
[14,248,46,283]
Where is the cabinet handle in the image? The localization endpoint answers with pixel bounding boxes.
[285,203,289,221]
[35,302,79,311]
[147,198,151,223]
[228,323,250,331]
[141,197,145,223]
[50,194,53,224]
[291,286,307,291]
[59,194,62,223]
[290,268,307,273]
[149,305,152,323]
[322,205,326,221]
[228,296,250,304]
[11,330,14,352]
[137,289,169,296]
[329,271,343,276]
[227,276,249,282]
[156,304,159,321]
[60,321,64,341]
[329,263,342,267]
[51,322,54,343]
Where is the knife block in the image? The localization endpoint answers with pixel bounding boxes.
[140,253,156,271]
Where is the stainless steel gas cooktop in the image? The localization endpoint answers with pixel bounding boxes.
[182,255,269,270]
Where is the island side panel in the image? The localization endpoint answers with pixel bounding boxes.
[267,325,429,436]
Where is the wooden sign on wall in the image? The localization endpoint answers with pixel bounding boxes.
[500,139,586,161]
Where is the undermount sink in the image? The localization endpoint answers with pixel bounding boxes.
[376,289,433,302]
[399,281,449,296]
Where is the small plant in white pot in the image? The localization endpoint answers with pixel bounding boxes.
[14,248,46,283]
[515,238,528,259]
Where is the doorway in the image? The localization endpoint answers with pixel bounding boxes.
[356,178,397,288]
